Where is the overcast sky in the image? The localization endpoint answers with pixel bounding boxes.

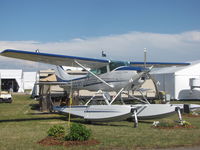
[0,0,200,71]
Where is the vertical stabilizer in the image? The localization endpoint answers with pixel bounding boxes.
[55,66,70,81]
[54,66,86,82]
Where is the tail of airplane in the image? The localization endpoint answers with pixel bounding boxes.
[54,66,86,82]
[55,66,71,81]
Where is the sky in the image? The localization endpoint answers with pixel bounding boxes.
[0,0,200,71]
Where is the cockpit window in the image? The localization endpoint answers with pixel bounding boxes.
[91,66,107,75]
[90,61,129,75]
[109,61,128,71]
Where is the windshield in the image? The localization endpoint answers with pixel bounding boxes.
[90,61,129,75]
[109,61,129,71]
[91,66,107,75]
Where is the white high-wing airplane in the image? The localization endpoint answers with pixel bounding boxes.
[0,49,190,126]
[0,49,190,92]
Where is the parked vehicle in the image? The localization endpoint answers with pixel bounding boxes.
[0,92,12,103]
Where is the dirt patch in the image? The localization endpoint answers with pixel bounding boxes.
[153,125,196,129]
[38,136,100,147]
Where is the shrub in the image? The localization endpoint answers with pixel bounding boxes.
[181,120,191,127]
[47,125,65,137]
[65,123,91,141]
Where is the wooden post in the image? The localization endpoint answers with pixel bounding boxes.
[39,85,50,112]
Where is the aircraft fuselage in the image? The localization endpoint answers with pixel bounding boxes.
[60,66,147,92]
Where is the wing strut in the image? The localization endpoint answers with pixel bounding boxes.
[74,60,114,89]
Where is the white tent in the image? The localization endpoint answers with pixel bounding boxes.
[0,69,24,92]
[151,63,200,100]
[23,72,37,91]
[0,70,38,93]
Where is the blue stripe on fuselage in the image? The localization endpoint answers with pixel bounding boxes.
[56,75,88,82]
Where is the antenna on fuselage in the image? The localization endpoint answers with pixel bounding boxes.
[144,48,147,68]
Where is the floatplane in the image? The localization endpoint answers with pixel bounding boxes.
[0,49,191,127]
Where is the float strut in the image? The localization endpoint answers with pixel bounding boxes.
[131,108,138,128]
[176,107,183,124]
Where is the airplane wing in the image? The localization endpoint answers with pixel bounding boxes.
[0,49,109,69]
[1,49,190,69]
[130,61,190,67]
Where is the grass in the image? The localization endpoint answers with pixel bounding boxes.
[1,95,200,150]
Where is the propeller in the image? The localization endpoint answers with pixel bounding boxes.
[126,48,156,97]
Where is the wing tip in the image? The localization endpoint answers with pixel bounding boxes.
[1,49,19,54]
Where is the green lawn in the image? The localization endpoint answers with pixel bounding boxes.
[1,95,200,150]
